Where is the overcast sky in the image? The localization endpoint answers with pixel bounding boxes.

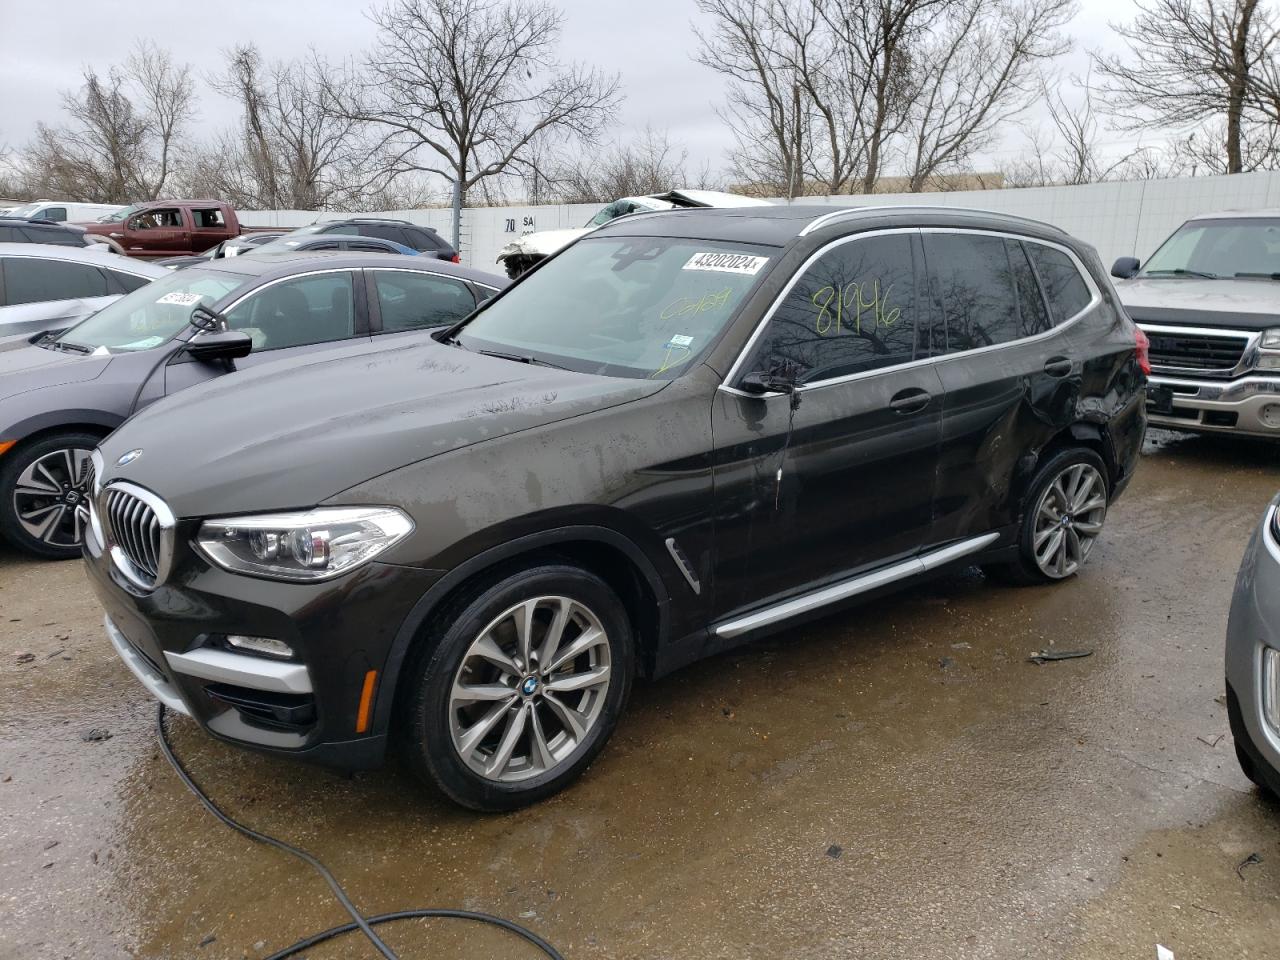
[0,0,1152,180]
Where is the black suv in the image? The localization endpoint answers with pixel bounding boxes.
[0,216,93,247]
[84,206,1147,811]
[286,218,459,262]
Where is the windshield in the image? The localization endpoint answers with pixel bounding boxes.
[585,199,666,227]
[456,236,774,379]
[55,269,251,353]
[1143,218,1280,279]
[97,204,140,223]
[6,203,42,218]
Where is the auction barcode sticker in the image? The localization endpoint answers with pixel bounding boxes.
[682,252,769,275]
[156,292,204,306]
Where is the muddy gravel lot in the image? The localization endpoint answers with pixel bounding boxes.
[2,430,1279,960]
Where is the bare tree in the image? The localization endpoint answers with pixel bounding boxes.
[20,41,194,201]
[542,127,704,202]
[189,44,403,210]
[1092,0,1280,174]
[329,0,621,206]
[902,0,1076,191]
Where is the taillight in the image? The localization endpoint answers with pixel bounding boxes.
[450,253,460,264]
[1134,325,1151,376]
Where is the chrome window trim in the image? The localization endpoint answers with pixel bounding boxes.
[1134,322,1261,379]
[0,249,158,280]
[719,226,1101,395]
[364,264,477,286]
[714,531,1000,638]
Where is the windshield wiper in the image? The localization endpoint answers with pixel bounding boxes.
[478,348,570,371]
[1145,268,1219,279]
[1234,272,1280,280]
[44,339,91,354]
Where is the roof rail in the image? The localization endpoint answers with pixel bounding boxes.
[799,203,1059,237]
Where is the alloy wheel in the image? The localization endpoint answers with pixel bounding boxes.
[448,596,612,783]
[12,447,95,548]
[1032,462,1107,579]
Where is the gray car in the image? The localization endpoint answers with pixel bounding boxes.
[0,252,505,559]
[0,243,166,337]
[1227,494,1280,800]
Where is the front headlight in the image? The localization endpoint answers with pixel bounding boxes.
[195,506,414,582]
[1263,328,1280,350]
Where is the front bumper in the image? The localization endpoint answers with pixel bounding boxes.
[1226,502,1280,793]
[1146,373,1280,437]
[85,518,440,770]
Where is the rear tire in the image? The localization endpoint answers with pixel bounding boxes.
[0,432,100,560]
[985,447,1109,586]
[402,564,634,811]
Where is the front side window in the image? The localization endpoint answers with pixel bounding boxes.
[747,234,923,384]
[925,233,1020,353]
[130,208,182,230]
[1024,242,1091,324]
[40,207,67,222]
[457,237,772,379]
[374,270,475,332]
[1142,217,1280,279]
[1,257,107,305]
[223,272,356,351]
[56,269,250,352]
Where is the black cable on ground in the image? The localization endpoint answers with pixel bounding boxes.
[156,704,566,960]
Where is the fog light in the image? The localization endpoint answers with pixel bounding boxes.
[1265,647,1280,738]
[1257,355,1280,370]
[226,634,294,659]
[1260,404,1280,429]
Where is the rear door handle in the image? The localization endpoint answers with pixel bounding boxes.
[889,387,932,415]
[1044,356,1073,378]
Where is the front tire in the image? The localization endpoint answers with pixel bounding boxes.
[0,432,100,560]
[988,448,1109,585]
[403,564,634,811]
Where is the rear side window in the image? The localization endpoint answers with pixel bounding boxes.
[105,269,152,294]
[1,257,109,304]
[1008,240,1051,338]
[192,208,226,229]
[404,226,447,252]
[924,233,1019,353]
[1024,243,1092,324]
[22,225,83,247]
[355,223,410,246]
[749,233,924,384]
[373,270,476,332]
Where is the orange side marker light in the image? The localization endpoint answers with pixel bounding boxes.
[0,440,16,457]
[355,670,378,734]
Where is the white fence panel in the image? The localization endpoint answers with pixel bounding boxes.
[240,170,1280,274]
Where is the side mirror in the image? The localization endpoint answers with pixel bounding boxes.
[185,330,252,362]
[1111,257,1140,279]
[740,370,796,396]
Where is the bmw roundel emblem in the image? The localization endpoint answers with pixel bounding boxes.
[521,676,539,696]
[116,449,143,467]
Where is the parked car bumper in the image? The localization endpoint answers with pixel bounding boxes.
[83,517,441,770]
[1146,373,1280,438]
[1226,499,1280,796]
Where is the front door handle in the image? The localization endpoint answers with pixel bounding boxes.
[1044,356,1073,378]
[889,387,932,415]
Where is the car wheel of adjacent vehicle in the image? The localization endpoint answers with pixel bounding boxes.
[0,432,100,560]
[989,448,1109,585]
[404,564,634,812]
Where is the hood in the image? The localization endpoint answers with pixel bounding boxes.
[0,336,112,402]
[655,189,773,209]
[1117,277,1280,331]
[497,227,592,261]
[98,337,666,517]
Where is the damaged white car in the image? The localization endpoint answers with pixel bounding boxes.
[496,189,772,278]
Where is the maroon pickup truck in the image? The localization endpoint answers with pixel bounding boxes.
[77,200,267,258]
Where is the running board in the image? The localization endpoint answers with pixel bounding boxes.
[713,532,1001,639]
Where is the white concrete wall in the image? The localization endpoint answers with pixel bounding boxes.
[239,170,1280,277]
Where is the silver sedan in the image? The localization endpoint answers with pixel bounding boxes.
[1227,493,1280,799]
